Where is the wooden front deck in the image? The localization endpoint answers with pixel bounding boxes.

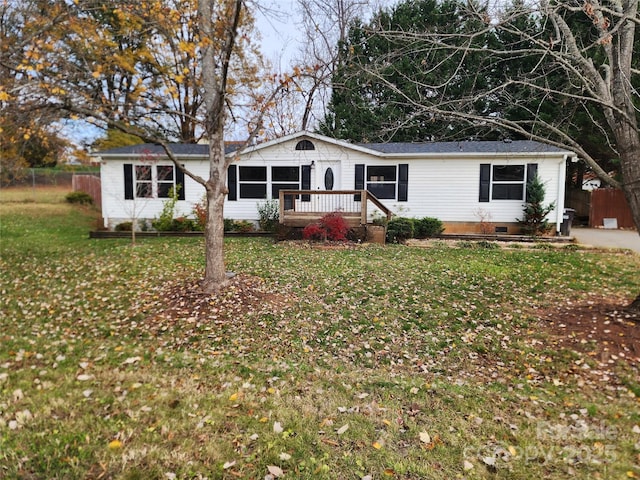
[278,190,393,227]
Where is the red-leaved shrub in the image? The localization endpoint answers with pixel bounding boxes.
[302,212,349,242]
[302,223,325,241]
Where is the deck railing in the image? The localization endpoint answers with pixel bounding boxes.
[278,190,393,227]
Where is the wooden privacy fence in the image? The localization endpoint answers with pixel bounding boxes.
[589,188,634,229]
[278,190,393,227]
[73,174,101,209]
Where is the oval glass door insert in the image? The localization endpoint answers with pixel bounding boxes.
[324,168,334,190]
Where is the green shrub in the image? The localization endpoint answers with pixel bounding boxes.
[65,191,93,205]
[224,218,235,232]
[475,240,500,249]
[386,217,414,243]
[413,217,444,238]
[234,220,255,233]
[170,217,197,232]
[257,199,279,232]
[152,186,180,231]
[518,175,555,236]
[115,221,132,231]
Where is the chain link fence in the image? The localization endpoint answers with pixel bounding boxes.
[2,168,100,189]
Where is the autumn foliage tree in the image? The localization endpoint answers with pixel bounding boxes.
[5,0,294,291]
[0,1,74,183]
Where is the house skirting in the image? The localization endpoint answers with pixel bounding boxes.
[442,221,526,236]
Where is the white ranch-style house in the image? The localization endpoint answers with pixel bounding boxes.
[96,131,576,234]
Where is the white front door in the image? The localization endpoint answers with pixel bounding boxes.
[317,162,341,191]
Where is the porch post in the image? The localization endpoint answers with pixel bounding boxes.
[361,190,368,225]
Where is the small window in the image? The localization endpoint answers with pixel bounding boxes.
[493,165,524,182]
[272,167,299,182]
[157,165,175,198]
[366,165,397,199]
[295,140,315,151]
[239,166,267,198]
[493,184,524,200]
[135,165,153,198]
[127,164,180,200]
[239,166,267,182]
[271,166,300,201]
[492,165,525,200]
[240,184,267,198]
[367,166,396,182]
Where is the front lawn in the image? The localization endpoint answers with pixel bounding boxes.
[1,191,639,479]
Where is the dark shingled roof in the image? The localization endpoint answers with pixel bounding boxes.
[98,139,567,156]
[357,140,566,154]
[97,143,241,156]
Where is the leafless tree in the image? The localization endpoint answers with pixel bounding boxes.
[357,0,640,307]
[262,0,379,134]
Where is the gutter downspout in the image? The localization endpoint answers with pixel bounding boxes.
[556,155,570,234]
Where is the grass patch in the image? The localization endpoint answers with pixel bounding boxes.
[1,192,640,479]
[0,185,71,204]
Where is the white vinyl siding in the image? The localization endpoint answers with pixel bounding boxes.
[99,135,567,230]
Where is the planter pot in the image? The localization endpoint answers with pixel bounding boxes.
[366,225,386,244]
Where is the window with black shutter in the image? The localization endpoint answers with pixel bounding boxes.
[239,166,267,199]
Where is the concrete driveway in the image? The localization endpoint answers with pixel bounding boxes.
[571,228,640,253]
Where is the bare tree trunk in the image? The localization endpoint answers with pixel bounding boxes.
[617,126,640,234]
[200,126,232,293]
[619,140,640,313]
[202,185,228,292]
[197,0,242,293]
[630,293,640,312]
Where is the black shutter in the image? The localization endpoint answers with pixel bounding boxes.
[354,164,365,201]
[124,164,134,199]
[227,165,237,201]
[398,164,408,202]
[526,163,538,202]
[176,165,185,200]
[301,165,311,202]
[479,163,490,202]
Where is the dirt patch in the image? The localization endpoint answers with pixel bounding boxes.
[139,274,293,341]
[536,295,640,364]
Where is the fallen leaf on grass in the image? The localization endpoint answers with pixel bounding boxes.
[419,431,431,444]
[482,456,496,467]
[372,441,382,450]
[337,424,349,435]
[273,421,283,434]
[267,465,284,477]
[108,440,122,450]
[223,461,236,469]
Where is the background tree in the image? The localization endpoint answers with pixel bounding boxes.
[327,0,640,307]
[91,129,144,152]
[321,0,634,187]
[259,0,376,137]
[0,0,75,183]
[319,0,497,142]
